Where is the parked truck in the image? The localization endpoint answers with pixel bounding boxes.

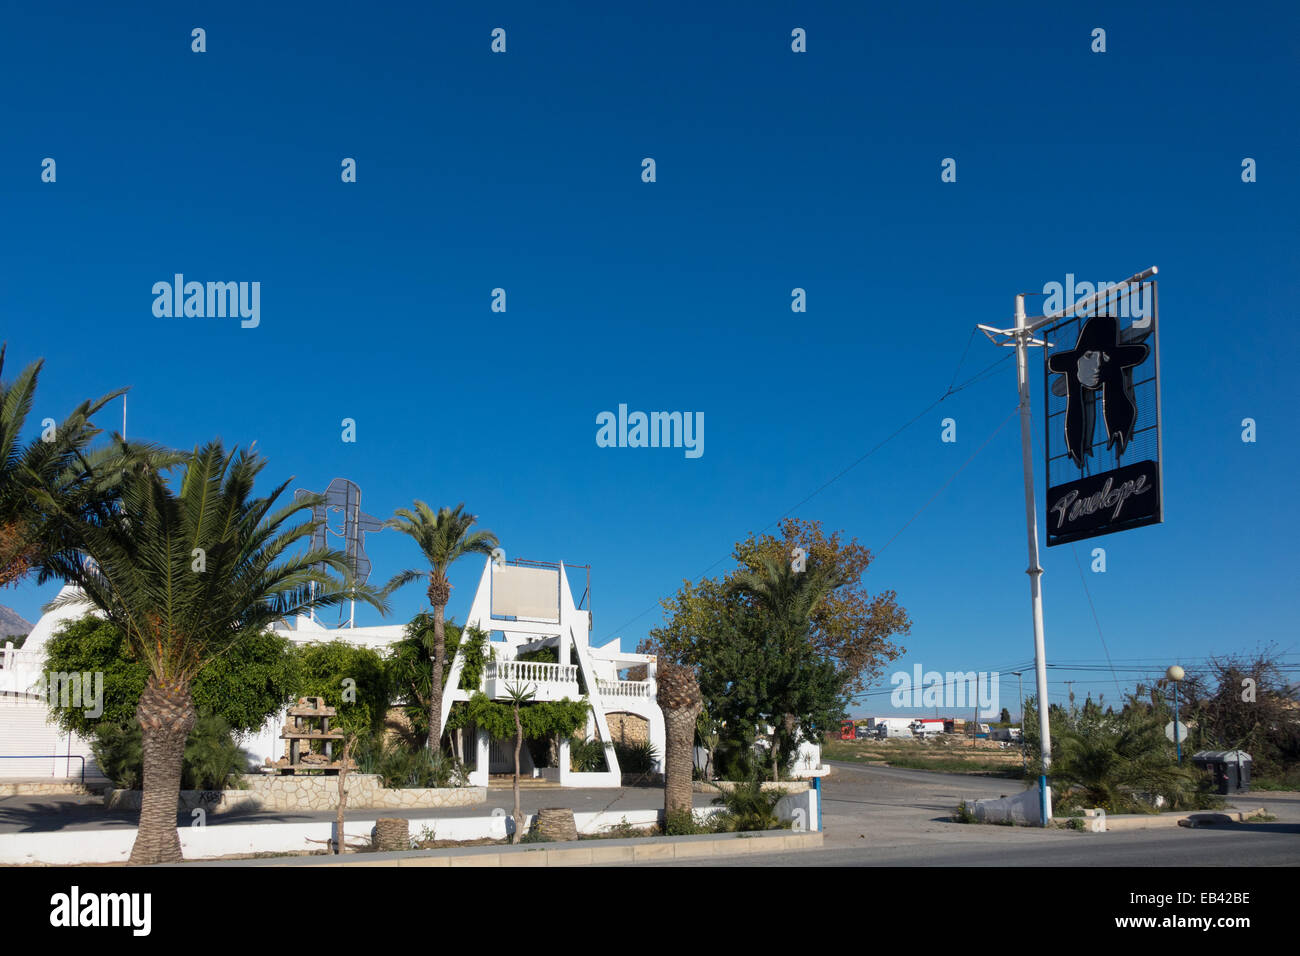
[876,724,913,739]
[910,719,946,738]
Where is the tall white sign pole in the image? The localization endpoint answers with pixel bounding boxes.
[1014,293,1052,824]
[981,266,1158,825]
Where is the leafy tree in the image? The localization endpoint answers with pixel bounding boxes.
[726,555,848,778]
[1190,646,1300,778]
[732,519,909,695]
[44,615,300,736]
[1000,707,1011,725]
[383,502,498,752]
[294,640,389,736]
[643,520,908,779]
[40,441,386,864]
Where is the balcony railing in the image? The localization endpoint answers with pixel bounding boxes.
[485,660,579,686]
[596,679,652,698]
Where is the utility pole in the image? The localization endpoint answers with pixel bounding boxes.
[1011,670,1025,774]
[978,265,1157,827]
[1012,290,1053,826]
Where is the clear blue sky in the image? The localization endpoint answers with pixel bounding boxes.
[3,1,1297,717]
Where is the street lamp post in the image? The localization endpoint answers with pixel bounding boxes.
[1167,665,1185,763]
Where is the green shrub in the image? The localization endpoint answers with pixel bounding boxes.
[663,808,712,835]
[355,734,467,788]
[92,710,251,791]
[570,736,607,773]
[710,777,789,832]
[91,721,143,791]
[714,737,765,782]
[614,740,659,775]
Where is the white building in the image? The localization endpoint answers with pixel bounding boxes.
[1,559,667,788]
[2,556,824,787]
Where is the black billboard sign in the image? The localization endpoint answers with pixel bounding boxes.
[1043,279,1162,547]
[1046,459,1160,545]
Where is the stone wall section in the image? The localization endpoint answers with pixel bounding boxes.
[104,774,486,814]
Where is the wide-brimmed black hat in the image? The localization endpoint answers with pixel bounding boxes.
[1048,314,1148,379]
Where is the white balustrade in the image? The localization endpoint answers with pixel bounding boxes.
[485,660,578,685]
[596,678,652,698]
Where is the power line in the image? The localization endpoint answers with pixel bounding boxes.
[597,346,1016,643]
[875,403,1020,557]
[1068,543,1125,700]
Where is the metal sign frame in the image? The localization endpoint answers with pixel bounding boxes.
[1041,279,1163,547]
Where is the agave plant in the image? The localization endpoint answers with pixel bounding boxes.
[40,441,387,864]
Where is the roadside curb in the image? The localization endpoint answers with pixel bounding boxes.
[1079,807,1264,832]
[172,828,824,867]
[1177,809,1266,829]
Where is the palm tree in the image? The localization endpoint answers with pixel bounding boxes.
[727,556,846,779]
[503,682,535,844]
[384,502,498,752]
[657,661,703,820]
[39,441,386,864]
[0,345,132,586]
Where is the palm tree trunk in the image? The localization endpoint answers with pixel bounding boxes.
[512,704,523,844]
[663,706,699,814]
[429,602,446,752]
[657,662,703,819]
[130,675,196,865]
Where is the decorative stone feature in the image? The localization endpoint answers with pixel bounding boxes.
[274,697,351,773]
[374,817,410,852]
[103,775,487,813]
[535,807,578,842]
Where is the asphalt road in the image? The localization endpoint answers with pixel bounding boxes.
[625,761,1300,867]
[5,761,1298,868]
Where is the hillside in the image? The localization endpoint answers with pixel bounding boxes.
[0,604,34,642]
